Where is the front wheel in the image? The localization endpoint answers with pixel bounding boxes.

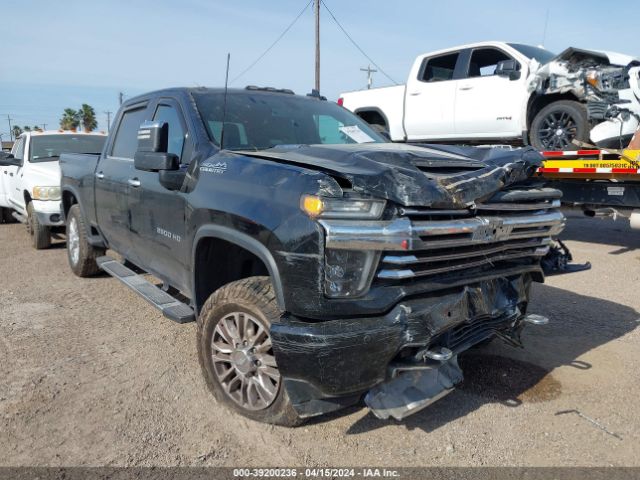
[66,204,103,277]
[27,202,51,249]
[196,276,302,427]
[530,100,589,151]
[1,208,16,224]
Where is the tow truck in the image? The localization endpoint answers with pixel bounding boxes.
[537,136,640,229]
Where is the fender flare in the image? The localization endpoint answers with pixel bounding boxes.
[61,186,83,221]
[192,225,286,311]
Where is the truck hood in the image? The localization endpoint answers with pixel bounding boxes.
[24,162,61,185]
[529,47,640,99]
[235,143,542,208]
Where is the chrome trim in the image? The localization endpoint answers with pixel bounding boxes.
[476,199,561,211]
[320,210,565,251]
[382,238,551,265]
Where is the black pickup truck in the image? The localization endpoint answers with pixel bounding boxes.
[60,86,565,426]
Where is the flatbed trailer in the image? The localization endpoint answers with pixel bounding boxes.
[537,149,640,228]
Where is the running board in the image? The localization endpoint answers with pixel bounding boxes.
[97,256,195,324]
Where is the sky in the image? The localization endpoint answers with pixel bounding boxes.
[1,0,639,137]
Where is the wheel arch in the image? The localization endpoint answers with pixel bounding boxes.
[61,188,79,219]
[192,225,286,314]
[354,107,390,129]
[526,92,582,132]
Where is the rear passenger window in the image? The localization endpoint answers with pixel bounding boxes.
[110,107,147,159]
[153,105,186,160]
[421,53,459,82]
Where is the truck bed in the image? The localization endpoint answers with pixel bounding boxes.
[59,153,101,224]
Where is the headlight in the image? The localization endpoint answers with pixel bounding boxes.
[324,249,379,298]
[32,186,61,201]
[586,70,600,89]
[301,195,385,219]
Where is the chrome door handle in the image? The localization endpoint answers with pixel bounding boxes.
[128,178,141,187]
[409,92,421,96]
[95,172,105,180]
[459,85,473,91]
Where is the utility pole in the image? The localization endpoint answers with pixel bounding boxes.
[314,0,320,93]
[104,111,112,133]
[7,115,13,141]
[118,92,124,106]
[360,65,377,89]
[41,124,47,131]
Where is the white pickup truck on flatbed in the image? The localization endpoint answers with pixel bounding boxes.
[339,41,639,150]
[0,130,105,248]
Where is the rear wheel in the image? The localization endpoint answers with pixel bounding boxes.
[27,202,51,249]
[530,100,589,151]
[66,204,103,277]
[197,276,302,427]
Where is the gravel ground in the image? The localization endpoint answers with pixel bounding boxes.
[0,211,638,467]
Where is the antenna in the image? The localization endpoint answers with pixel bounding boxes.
[220,53,231,150]
[541,8,549,47]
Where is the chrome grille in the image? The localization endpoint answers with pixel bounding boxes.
[376,192,564,283]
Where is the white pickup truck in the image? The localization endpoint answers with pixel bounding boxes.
[0,130,106,248]
[339,41,639,150]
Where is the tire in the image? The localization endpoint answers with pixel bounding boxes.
[197,276,302,427]
[66,204,103,277]
[27,202,51,249]
[530,100,589,151]
[1,207,16,224]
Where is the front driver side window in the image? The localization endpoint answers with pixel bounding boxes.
[153,105,185,161]
[467,48,514,77]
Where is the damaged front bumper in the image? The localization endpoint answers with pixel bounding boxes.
[272,186,565,420]
[271,274,539,420]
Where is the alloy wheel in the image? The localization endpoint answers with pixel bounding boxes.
[211,311,280,411]
[67,217,80,266]
[537,111,578,150]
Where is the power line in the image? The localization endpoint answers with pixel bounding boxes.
[320,0,399,85]
[230,0,313,85]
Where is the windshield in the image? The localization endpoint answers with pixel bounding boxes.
[29,134,106,163]
[192,91,386,150]
[508,43,556,65]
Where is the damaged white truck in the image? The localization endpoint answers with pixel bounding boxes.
[339,41,640,151]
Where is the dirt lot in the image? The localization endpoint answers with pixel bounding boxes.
[1,211,639,467]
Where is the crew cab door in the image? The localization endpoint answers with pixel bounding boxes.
[95,103,149,254]
[403,51,461,140]
[454,47,526,138]
[128,99,190,291]
[3,136,26,213]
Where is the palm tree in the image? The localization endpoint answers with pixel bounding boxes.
[12,125,23,138]
[60,109,80,130]
[79,104,97,132]
[23,126,31,132]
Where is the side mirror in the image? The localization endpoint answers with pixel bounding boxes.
[496,59,521,80]
[133,121,179,172]
[0,152,21,167]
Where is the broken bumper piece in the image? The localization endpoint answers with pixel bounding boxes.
[365,356,463,421]
[270,275,550,420]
